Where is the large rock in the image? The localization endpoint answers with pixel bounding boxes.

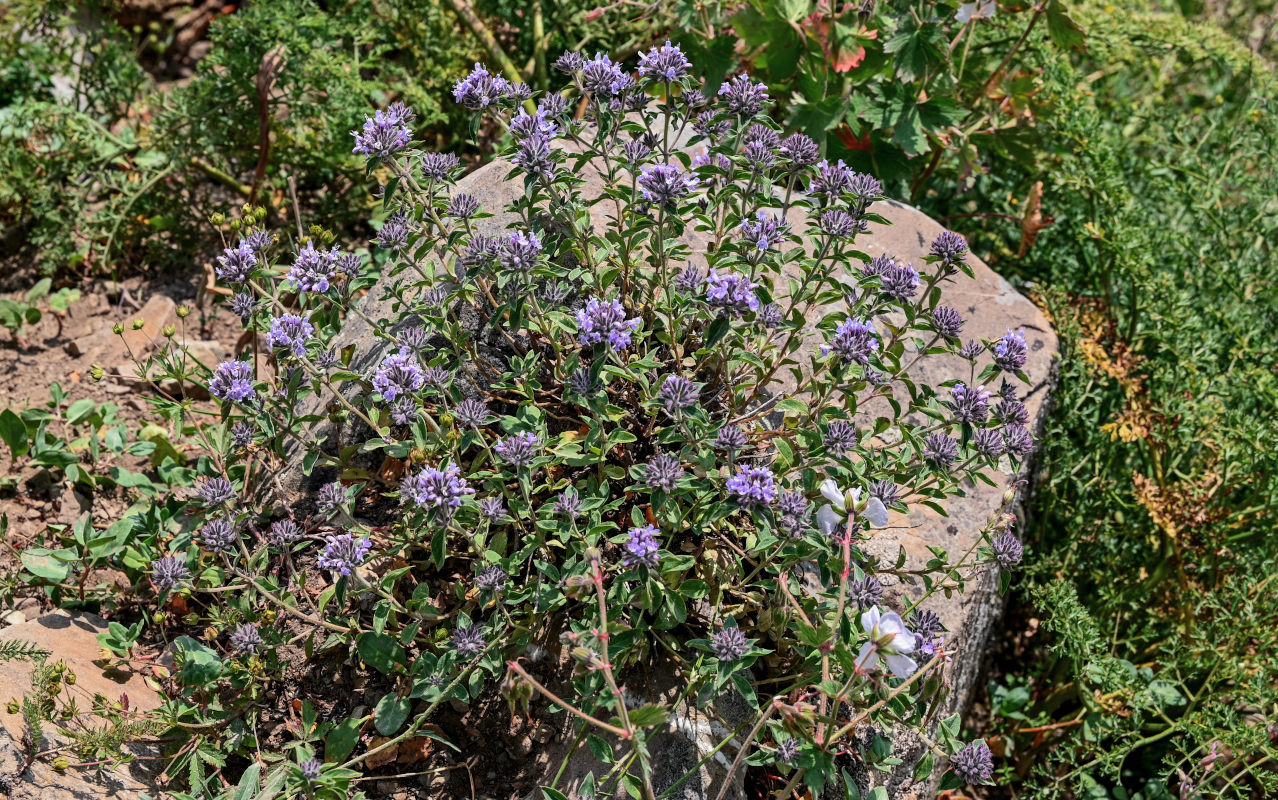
[287,139,1056,797]
[0,611,164,799]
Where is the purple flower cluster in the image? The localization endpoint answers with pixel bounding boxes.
[268,519,302,547]
[215,241,256,283]
[229,623,262,655]
[880,262,920,301]
[317,532,372,577]
[739,211,790,253]
[513,133,556,178]
[993,329,1028,373]
[826,419,858,455]
[374,211,412,251]
[453,397,489,427]
[810,159,855,197]
[778,133,819,169]
[932,306,965,340]
[266,314,314,358]
[637,41,691,82]
[476,565,507,591]
[200,518,237,553]
[373,350,425,401]
[622,525,660,568]
[658,375,698,413]
[494,431,540,469]
[452,624,486,657]
[501,231,542,271]
[287,242,341,293]
[421,152,461,182]
[196,476,236,506]
[151,555,190,592]
[644,454,683,492]
[704,269,760,316]
[949,383,992,424]
[352,102,414,160]
[991,531,1024,568]
[922,433,960,469]
[930,230,968,265]
[727,465,776,508]
[825,318,879,364]
[714,424,748,452]
[718,73,769,116]
[209,360,256,403]
[580,53,629,98]
[775,490,810,537]
[553,488,585,519]
[316,481,347,516]
[951,740,994,784]
[576,298,640,350]
[402,462,474,512]
[453,64,512,109]
[638,163,698,206]
[710,626,751,661]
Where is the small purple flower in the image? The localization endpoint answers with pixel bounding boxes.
[995,399,1029,425]
[739,211,789,253]
[352,102,415,160]
[759,303,783,328]
[299,758,322,782]
[849,575,884,609]
[910,609,943,641]
[718,73,769,116]
[775,490,811,538]
[553,51,585,74]
[819,209,863,238]
[658,375,698,413]
[243,229,275,252]
[973,428,1005,458]
[553,488,585,519]
[704,269,760,316]
[727,465,776,507]
[674,266,704,294]
[151,555,189,592]
[848,173,883,202]
[743,123,780,149]
[372,350,425,402]
[512,133,557,178]
[959,340,984,360]
[209,360,256,403]
[776,738,800,763]
[1003,424,1034,458]
[422,366,452,388]
[501,231,543,271]
[580,52,628,98]
[197,476,236,506]
[453,63,510,109]
[494,431,540,469]
[288,242,340,293]
[930,231,968,265]
[215,241,256,283]
[567,368,594,396]
[461,235,502,269]
[922,433,960,469]
[315,349,339,370]
[932,306,965,340]
[447,193,480,220]
[538,93,568,120]
[826,419,858,455]
[266,314,314,358]
[825,318,879,364]
[714,424,748,452]
[452,624,486,657]
[317,531,373,577]
[993,328,1028,373]
[397,326,432,353]
[402,462,475,512]
[709,625,751,661]
[479,496,506,521]
[862,253,895,277]
[230,420,255,450]
[510,109,558,141]
[622,137,654,168]
[622,525,661,568]
[951,740,994,784]
[991,531,1023,568]
[644,454,683,492]
[200,518,237,553]
[778,133,819,169]
[374,212,412,251]
[316,481,347,516]
[230,623,263,655]
[810,159,854,197]
[268,519,303,547]
[390,396,418,425]
[476,565,507,592]
[420,151,461,182]
[228,292,256,322]
[692,111,732,140]
[880,263,921,301]
[742,139,776,171]
[870,480,901,506]
[638,162,698,206]
[950,383,992,424]
[998,380,1020,401]
[576,298,641,350]
[453,397,489,427]
[638,41,691,82]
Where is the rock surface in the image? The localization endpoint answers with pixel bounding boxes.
[286,144,1056,797]
[0,611,164,800]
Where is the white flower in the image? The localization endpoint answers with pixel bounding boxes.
[956,0,996,23]
[815,478,889,537]
[854,606,918,678]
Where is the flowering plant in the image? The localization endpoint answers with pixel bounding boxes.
[126,43,1034,799]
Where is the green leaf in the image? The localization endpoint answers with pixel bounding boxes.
[325,717,363,763]
[0,410,28,459]
[358,632,405,674]
[26,278,51,304]
[20,547,75,582]
[374,692,411,736]
[65,399,97,426]
[172,636,224,686]
[627,704,670,728]
[1045,0,1086,50]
